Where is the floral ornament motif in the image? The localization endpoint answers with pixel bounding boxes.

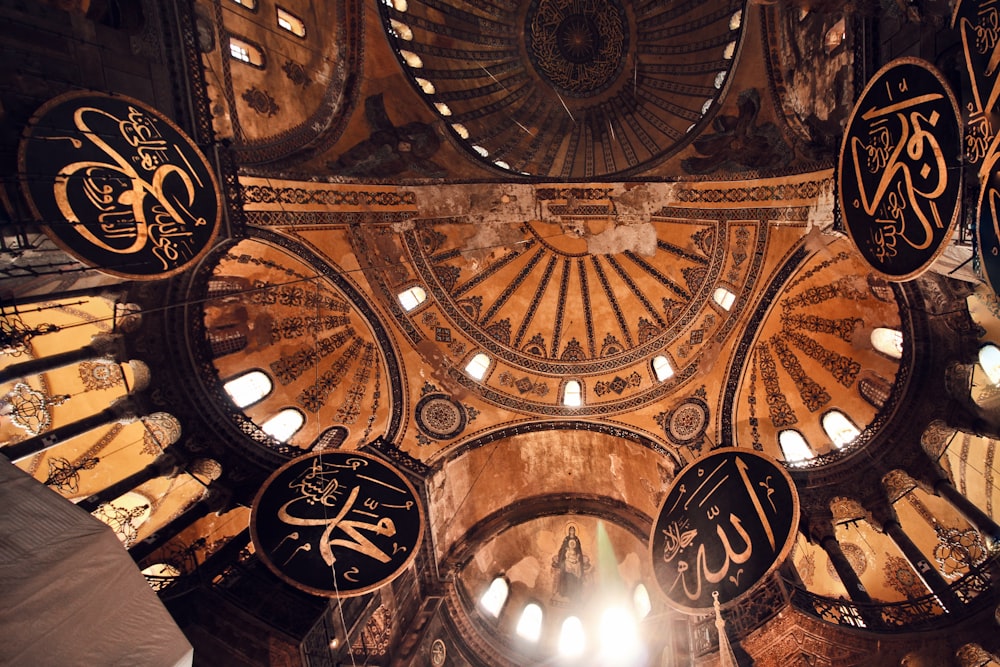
[281,60,311,87]
[882,554,928,598]
[826,542,868,579]
[241,86,279,117]
[79,359,124,391]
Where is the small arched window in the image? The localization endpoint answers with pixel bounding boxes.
[652,355,674,382]
[261,408,305,442]
[399,49,423,68]
[224,370,272,408]
[397,286,427,311]
[558,616,586,658]
[229,37,265,68]
[276,7,306,37]
[822,410,860,448]
[389,18,413,40]
[465,353,491,380]
[778,429,814,462]
[979,344,1000,385]
[562,380,582,407]
[516,603,543,642]
[713,287,736,311]
[871,327,903,359]
[479,577,508,617]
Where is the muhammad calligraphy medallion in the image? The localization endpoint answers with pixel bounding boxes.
[251,451,424,597]
[838,58,961,281]
[18,92,221,279]
[649,449,798,613]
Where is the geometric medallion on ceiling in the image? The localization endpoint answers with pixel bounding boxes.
[379,0,746,178]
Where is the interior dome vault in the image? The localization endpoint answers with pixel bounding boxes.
[379,0,746,178]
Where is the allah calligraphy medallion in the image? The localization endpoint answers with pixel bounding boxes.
[251,451,424,597]
[650,449,798,613]
[18,92,221,279]
[838,58,961,281]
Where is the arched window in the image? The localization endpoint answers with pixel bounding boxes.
[224,370,272,408]
[229,37,265,68]
[633,583,651,619]
[871,327,903,359]
[562,380,582,407]
[652,355,674,381]
[465,353,491,380]
[230,0,256,8]
[479,577,508,618]
[399,49,423,68]
[516,603,543,642]
[276,7,306,37]
[389,18,412,40]
[778,429,814,463]
[558,616,586,658]
[397,286,427,311]
[313,426,348,451]
[979,344,1000,385]
[261,408,304,442]
[859,374,892,408]
[822,410,860,448]
[713,287,736,311]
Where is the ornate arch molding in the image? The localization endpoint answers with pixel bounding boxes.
[148,227,404,473]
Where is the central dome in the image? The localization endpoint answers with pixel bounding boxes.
[526,0,628,96]
[380,0,747,178]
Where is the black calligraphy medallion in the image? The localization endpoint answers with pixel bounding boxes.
[956,0,1000,292]
[251,451,424,597]
[838,58,962,281]
[649,449,799,613]
[18,92,221,279]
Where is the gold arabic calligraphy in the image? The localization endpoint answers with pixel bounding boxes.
[849,85,949,266]
[48,105,208,270]
[660,456,780,603]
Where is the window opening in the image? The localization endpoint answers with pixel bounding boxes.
[465,353,491,380]
[261,408,304,442]
[276,7,306,37]
[822,410,860,448]
[224,370,272,408]
[480,577,508,617]
[778,429,814,463]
